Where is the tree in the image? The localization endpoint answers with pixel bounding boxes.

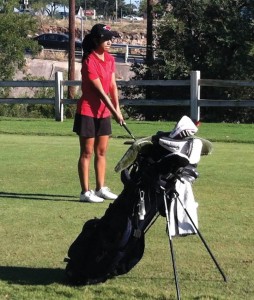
[157,0,254,80]
[129,0,254,122]
[0,1,40,81]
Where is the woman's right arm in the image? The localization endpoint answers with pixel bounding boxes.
[90,78,124,124]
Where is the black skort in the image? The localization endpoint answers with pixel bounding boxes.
[73,114,112,137]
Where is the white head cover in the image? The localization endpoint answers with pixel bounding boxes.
[169,116,198,139]
[158,137,203,164]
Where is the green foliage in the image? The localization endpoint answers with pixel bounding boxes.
[0,6,40,81]
[0,76,56,118]
[157,0,254,81]
[0,72,80,118]
[139,0,147,15]
[0,103,55,118]
[129,0,254,122]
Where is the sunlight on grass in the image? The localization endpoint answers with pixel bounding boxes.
[0,120,254,299]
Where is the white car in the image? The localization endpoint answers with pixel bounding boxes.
[133,16,144,21]
[123,15,144,21]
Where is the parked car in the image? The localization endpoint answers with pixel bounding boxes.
[133,15,144,21]
[33,33,82,51]
[122,15,144,21]
[17,9,35,15]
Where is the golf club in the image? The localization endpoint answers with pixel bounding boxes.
[122,123,136,141]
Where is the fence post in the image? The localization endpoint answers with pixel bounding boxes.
[125,44,129,63]
[190,70,200,122]
[55,71,64,122]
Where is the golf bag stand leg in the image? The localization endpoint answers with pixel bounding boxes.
[176,194,227,282]
[162,187,181,300]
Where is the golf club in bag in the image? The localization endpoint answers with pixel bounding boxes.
[64,116,227,299]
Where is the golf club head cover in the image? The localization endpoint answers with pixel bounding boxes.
[169,116,198,139]
[158,137,203,164]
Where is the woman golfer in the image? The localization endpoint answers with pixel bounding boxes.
[73,24,124,203]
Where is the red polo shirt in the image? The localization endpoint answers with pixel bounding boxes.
[76,51,115,118]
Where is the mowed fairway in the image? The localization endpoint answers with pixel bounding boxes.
[0,121,254,299]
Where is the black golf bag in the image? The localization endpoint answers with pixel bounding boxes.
[64,118,212,286]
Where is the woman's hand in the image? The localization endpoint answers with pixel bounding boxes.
[114,111,124,125]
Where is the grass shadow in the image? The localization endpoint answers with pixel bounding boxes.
[0,265,65,285]
[0,191,77,202]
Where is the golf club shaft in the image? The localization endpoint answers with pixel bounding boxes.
[122,123,136,141]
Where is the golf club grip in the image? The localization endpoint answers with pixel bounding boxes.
[122,123,136,140]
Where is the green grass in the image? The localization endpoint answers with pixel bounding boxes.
[1,117,254,143]
[0,117,254,299]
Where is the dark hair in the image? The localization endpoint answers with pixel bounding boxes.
[82,34,98,61]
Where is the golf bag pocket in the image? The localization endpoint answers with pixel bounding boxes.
[65,203,145,285]
[169,179,198,237]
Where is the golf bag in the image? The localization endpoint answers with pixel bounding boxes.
[64,116,213,286]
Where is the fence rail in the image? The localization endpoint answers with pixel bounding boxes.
[111,44,147,63]
[1,71,254,122]
[45,43,147,63]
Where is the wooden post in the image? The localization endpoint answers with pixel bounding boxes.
[55,71,64,122]
[146,0,154,64]
[190,70,200,122]
[68,0,76,99]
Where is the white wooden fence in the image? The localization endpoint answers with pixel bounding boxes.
[1,70,254,122]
